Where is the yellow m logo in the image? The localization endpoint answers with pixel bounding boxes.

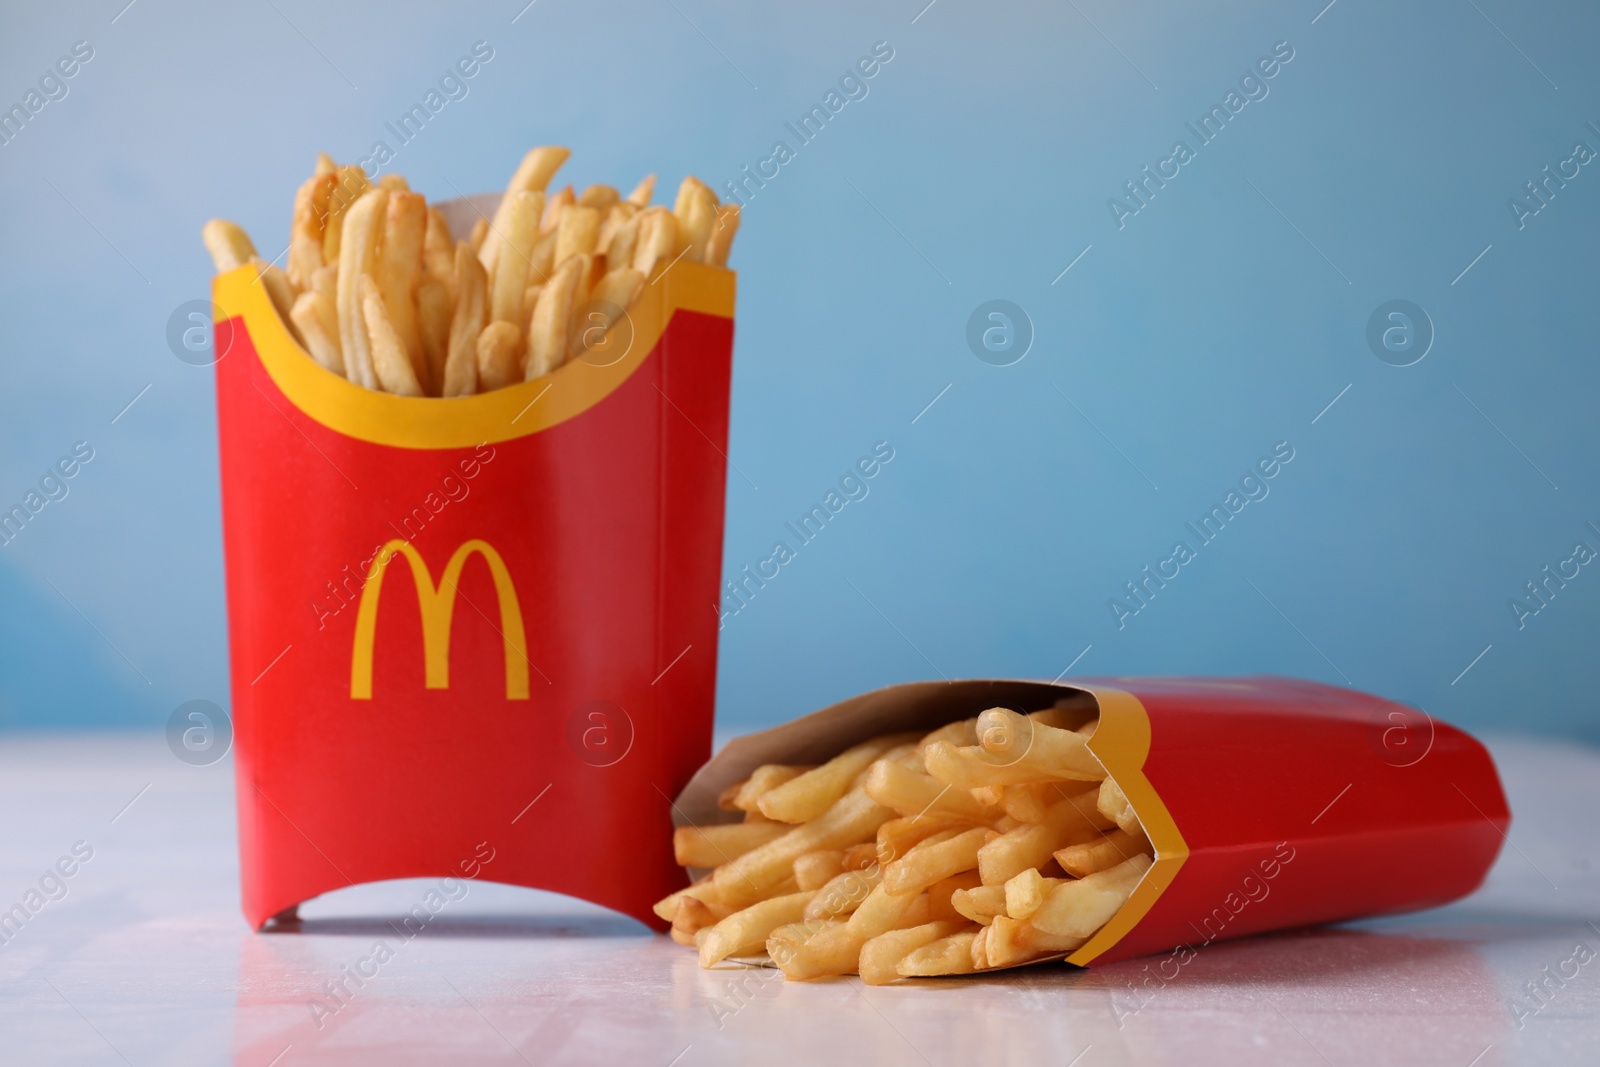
[350,539,529,700]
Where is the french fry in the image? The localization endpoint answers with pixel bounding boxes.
[777,891,930,983]
[480,146,570,273]
[971,785,1004,808]
[803,865,881,922]
[672,175,710,220]
[700,890,815,967]
[882,826,988,896]
[309,265,340,350]
[897,931,980,977]
[758,733,919,824]
[918,719,979,760]
[985,915,1084,969]
[289,291,344,376]
[335,187,389,390]
[626,173,656,207]
[671,895,722,947]
[521,282,544,330]
[525,228,558,284]
[314,152,336,175]
[881,741,925,770]
[377,174,410,191]
[596,202,638,255]
[653,879,724,924]
[841,842,879,871]
[524,254,585,380]
[860,920,969,985]
[764,873,802,898]
[876,812,980,867]
[716,780,747,812]
[578,183,619,212]
[707,204,741,268]
[631,207,679,276]
[950,883,1007,926]
[674,179,717,263]
[793,850,846,891]
[489,189,545,329]
[1098,777,1142,834]
[248,258,302,345]
[712,788,894,911]
[568,268,644,361]
[1001,782,1093,824]
[768,921,870,979]
[1055,827,1152,878]
[977,792,1112,886]
[288,172,335,288]
[864,759,993,822]
[1003,868,1064,921]
[845,883,928,939]
[322,165,371,262]
[416,278,451,395]
[926,870,984,922]
[423,207,456,296]
[541,184,575,231]
[442,242,486,398]
[768,920,862,981]
[468,217,489,255]
[475,321,523,392]
[1029,854,1153,939]
[731,765,815,813]
[359,274,423,397]
[605,211,641,278]
[678,878,748,926]
[976,707,1105,781]
[378,191,428,389]
[971,924,992,970]
[765,919,818,954]
[202,220,256,272]
[555,205,601,264]
[925,740,1072,789]
[592,265,645,312]
[674,821,790,868]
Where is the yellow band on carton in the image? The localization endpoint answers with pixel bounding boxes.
[1066,686,1189,966]
[213,260,735,451]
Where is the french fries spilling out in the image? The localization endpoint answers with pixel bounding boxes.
[201,147,739,397]
[656,704,1155,983]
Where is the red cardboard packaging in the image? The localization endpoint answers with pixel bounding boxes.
[212,212,735,930]
[675,676,1509,966]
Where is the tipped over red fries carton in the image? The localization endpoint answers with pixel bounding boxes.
[207,148,738,928]
[661,676,1508,983]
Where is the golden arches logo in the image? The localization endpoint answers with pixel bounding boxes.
[350,539,529,700]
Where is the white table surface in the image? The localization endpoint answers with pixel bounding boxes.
[0,730,1595,1066]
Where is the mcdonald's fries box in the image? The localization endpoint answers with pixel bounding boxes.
[212,223,735,930]
[673,676,1510,967]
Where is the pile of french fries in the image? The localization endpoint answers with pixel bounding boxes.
[201,147,738,397]
[657,704,1154,983]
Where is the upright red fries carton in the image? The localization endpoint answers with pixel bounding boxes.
[677,676,1509,965]
[213,242,734,929]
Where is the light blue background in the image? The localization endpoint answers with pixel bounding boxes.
[1,0,1596,739]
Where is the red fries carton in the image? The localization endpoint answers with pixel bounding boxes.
[212,236,734,930]
[676,676,1508,965]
